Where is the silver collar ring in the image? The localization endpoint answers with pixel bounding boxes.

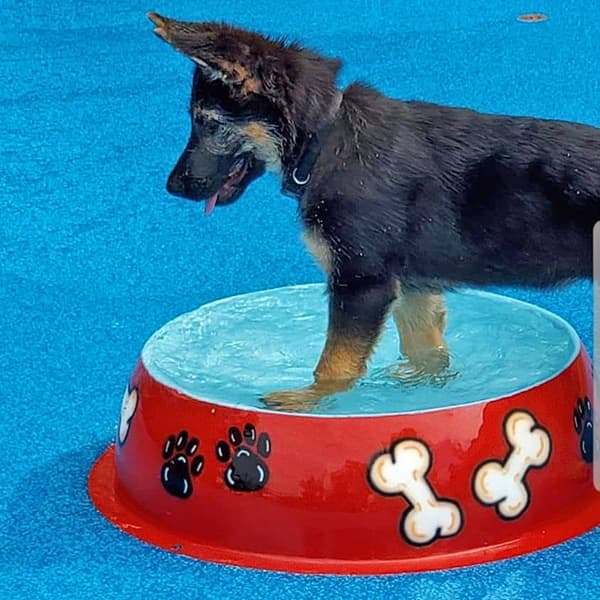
[292,168,311,186]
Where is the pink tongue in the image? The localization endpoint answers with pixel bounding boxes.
[204,192,219,216]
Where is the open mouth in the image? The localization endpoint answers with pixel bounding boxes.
[204,156,251,215]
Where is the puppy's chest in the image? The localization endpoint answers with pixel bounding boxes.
[299,196,387,277]
[302,228,333,274]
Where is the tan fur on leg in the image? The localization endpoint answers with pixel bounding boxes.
[393,292,449,372]
[263,317,385,412]
[314,331,373,381]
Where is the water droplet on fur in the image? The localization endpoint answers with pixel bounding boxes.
[359,179,364,186]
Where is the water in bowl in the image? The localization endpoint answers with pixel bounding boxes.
[141,284,578,416]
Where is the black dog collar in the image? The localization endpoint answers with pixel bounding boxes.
[281,87,343,200]
[281,125,334,199]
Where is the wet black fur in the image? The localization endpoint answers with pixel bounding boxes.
[159,18,600,365]
[306,86,600,291]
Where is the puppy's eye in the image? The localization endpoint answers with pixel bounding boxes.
[203,119,221,134]
[191,107,229,133]
[192,110,205,125]
[193,112,218,130]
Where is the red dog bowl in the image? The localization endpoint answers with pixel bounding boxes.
[88,285,599,574]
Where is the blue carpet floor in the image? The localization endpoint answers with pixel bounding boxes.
[1,0,599,597]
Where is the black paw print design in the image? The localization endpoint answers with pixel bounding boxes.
[216,424,271,492]
[161,431,205,499]
[573,397,593,463]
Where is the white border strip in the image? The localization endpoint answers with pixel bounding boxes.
[593,223,600,490]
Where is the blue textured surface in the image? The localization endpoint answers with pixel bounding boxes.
[1,0,599,597]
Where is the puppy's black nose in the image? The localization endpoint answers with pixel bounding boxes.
[166,169,212,200]
[166,171,186,196]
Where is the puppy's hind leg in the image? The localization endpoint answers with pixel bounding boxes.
[392,291,453,384]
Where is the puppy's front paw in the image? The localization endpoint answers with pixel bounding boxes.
[409,345,451,373]
[261,387,322,413]
[261,379,354,412]
[391,347,457,387]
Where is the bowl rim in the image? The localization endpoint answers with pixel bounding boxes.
[141,284,582,419]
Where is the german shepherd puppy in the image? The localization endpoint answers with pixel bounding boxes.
[148,12,600,411]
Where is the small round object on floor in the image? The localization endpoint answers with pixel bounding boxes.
[88,285,599,574]
[517,13,548,23]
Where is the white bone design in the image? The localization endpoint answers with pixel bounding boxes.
[473,410,551,519]
[368,439,462,545]
[118,387,139,446]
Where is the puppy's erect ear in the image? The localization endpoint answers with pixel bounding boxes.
[148,12,270,95]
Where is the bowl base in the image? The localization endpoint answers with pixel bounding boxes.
[89,445,600,575]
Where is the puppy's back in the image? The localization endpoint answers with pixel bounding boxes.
[312,85,600,287]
